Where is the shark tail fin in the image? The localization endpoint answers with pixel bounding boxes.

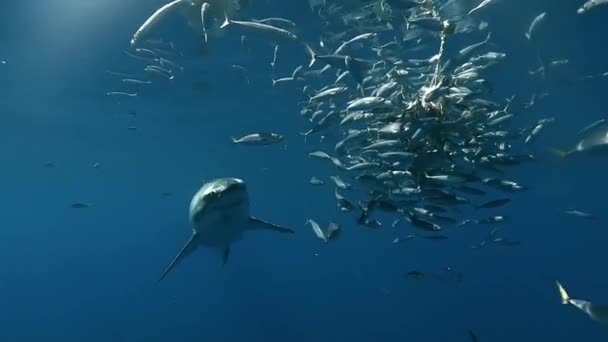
[249,216,294,234]
[220,12,230,29]
[305,44,317,68]
[549,148,569,159]
[157,232,200,283]
[230,136,238,143]
[556,280,571,305]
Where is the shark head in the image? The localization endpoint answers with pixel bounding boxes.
[188,177,249,228]
[157,177,294,283]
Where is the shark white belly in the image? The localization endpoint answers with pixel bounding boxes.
[158,177,294,282]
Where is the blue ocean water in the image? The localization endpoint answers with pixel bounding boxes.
[1,0,607,341]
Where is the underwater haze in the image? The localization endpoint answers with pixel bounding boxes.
[1,0,608,341]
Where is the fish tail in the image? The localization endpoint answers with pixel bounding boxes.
[556,280,571,305]
[305,44,316,67]
[230,136,238,143]
[220,12,230,28]
[298,131,309,144]
[549,148,568,159]
[404,14,412,31]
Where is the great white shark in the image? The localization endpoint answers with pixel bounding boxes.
[130,0,248,47]
[557,280,608,324]
[158,177,294,282]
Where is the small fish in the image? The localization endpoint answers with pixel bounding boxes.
[71,202,91,208]
[477,198,511,209]
[392,235,415,244]
[306,219,327,243]
[231,132,284,145]
[492,236,521,247]
[272,77,294,86]
[144,65,174,80]
[134,48,158,58]
[468,0,495,16]
[270,44,279,71]
[310,177,324,186]
[255,17,297,28]
[122,78,152,85]
[406,271,425,280]
[424,173,466,184]
[309,151,332,160]
[330,175,350,190]
[220,14,298,41]
[525,12,546,41]
[477,215,508,224]
[458,186,486,196]
[326,222,341,241]
[200,2,211,44]
[107,92,137,97]
[578,0,608,14]
[407,213,441,231]
[564,210,596,220]
[159,57,183,71]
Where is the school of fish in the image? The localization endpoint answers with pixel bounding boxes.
[101,0,608,335]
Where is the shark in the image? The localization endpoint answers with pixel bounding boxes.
[130,0,247,48]
[557,280,608,324]
[158,177,294,282]
[179,0,247,38]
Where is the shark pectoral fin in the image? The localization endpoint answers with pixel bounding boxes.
[219,245,230,266]
[249,216,294,234]
[157,232,200,283]
[556,280,571,304]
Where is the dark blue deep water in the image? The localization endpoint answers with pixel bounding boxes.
[1,0,607,341]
